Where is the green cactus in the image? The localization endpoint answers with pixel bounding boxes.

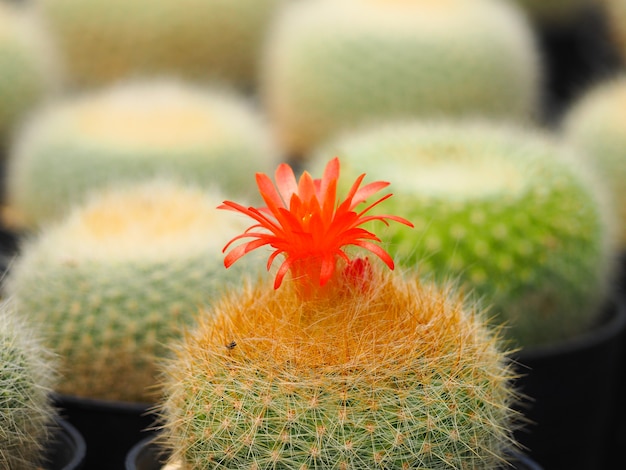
[4,79,278,230]
[563,75,626,247]
[5,180,263,402]
[0,1,61,146]
[159,272,519,469]
[1,300,56,470]
[261,0,541,157]
[37,0,287,89]
[312,121,613,347]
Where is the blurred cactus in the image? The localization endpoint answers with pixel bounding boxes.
[563,75,626,246]
[261,0,541,157]
[5,80,278,229]
[5,180,262,402]
[313,121,613,347]
[0,1,61,145]
[158,158,519,469]
[1,300,56,469]
[37,0,288,89]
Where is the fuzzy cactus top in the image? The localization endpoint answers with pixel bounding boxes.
[159,159,520,469]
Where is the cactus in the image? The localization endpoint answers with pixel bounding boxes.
[37,0,287,89]
[1,300,56,469]
[563,75,626,246]
[312,121,613,347]
[5,79,279,230]
[602,0,626,61]
[0,1,61,145]
[261,0,541,157]
[5,180,263,402]
[158,158,519,469]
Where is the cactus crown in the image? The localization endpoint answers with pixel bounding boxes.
[219,157,413,290]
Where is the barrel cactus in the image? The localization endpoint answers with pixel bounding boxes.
[312,121,613,347]
[0,1,60,146]
[261,0,541,157]
[1,300,56,469]
[37,0,288,89]
[158,158,520,469]
[5,79,278,229]
[5,180,262,402]
[563,76,626,246]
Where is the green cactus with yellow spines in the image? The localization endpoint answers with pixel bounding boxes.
[261,0,541,157]
[312,121,613,347]
[1,300,57,469]
[37,0,287,89]
[5,180,262,402]
[0,1,61,145]
[564,76,626,246]
[5,79,278,230]
[158,158,520,469]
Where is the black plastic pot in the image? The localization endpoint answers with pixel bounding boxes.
[125,435,543,470]
[44,418,87,470]
[512,301,626,470]
[54,394,157,470]
[534,3,623,125]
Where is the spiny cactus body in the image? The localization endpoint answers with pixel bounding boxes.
[0,2,60,145]
[38,0,287,89]
[5,80,278,229]
[1,300,56,470]
[160,271,518,469]
[261,0,541,157]
[564,76,626,246]
[313,122,613,347]
[5,180,262,402]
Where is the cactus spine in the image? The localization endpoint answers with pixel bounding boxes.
[261,0,541,157]
[1,300,56,470]
[38,0,287,89]
[5,180,261,402]
[5,80,278,229]
[563,75,626,246]
[312,121,613,347]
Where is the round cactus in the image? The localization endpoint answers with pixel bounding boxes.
[1,300,56,469]
[0,1,61,145]
[160,273,518,469]
[312,121,613,347]
[5,180,263,402]
[37,0,288,89]
[563,75,626,246]
[159,159,519,469]
[261,0,541,157]
[603,0,626,61]
[5,79,278,229]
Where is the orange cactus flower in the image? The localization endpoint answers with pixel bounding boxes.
[219,157,413,289]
